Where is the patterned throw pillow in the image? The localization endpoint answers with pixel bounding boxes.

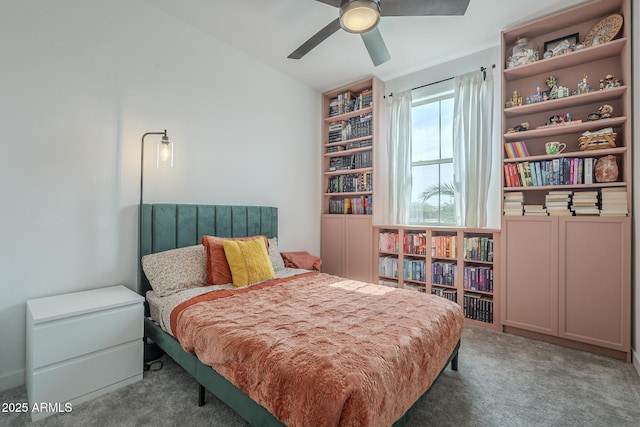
[223,238,275,288]
[141,245,207,297]
[268,237,286,272]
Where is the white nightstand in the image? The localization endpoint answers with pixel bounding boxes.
[26,285,144,421]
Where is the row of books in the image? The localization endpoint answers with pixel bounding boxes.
[327,113,373,142]
[431,235,457,258]
[378,256,398,278]
[327,172,372,193]
[463,266,494,293]
[378,279,399,288]
[328,139,373,154]
[404,232,428,256]
[504,157,597,188]
[464,293,494,323]
[327,195,372,215]
[378,231,399,253]
[378,231,430,255]
[404,283,427,293]
[404,259,426,282]
[432,262,456,286]
[327,151,373,172]
[328,88,372,117]
[503,188,628,216]
[432,287,457,303]
[463,237,494,262]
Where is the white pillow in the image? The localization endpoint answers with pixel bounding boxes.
[142,245,207,297]
[268,237,286,272]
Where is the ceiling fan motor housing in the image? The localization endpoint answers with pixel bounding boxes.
[339,0,381,33]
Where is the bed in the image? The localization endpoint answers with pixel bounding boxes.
[140,203,463,427]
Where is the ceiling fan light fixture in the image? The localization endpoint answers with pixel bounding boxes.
[340,0,380,34]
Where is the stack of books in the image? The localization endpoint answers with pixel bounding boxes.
[545,190,572,216]
[570,191,599,216]
[523,204,548,216]
[600,187,628,216]
[503,192,524,216]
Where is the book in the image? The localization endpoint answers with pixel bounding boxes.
[504,141,529,158]
[508,163,521,186]
[583,158,594,184]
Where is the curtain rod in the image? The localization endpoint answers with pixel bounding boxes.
[385,64,496,98]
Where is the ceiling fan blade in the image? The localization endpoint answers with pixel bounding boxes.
[288,18,342,60]
[380,0,470,16]
[361,28,391,66]
[314,0,342,7]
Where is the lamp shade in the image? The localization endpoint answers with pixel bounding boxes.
[156,137,174,168]
[340,0,380,33]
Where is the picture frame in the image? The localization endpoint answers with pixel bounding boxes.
[544,33,579,52]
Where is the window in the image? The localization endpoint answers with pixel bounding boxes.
[410,92,455,224]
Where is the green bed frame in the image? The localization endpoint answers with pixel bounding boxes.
[140,203,459,427]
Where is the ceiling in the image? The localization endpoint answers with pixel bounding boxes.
[143,0,589,92]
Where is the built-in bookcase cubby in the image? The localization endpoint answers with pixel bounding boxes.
[375,225,501,331]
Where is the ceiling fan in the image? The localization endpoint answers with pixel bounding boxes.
[287,0,471,66]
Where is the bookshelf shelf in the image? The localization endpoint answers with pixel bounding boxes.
[374,226,501,331]
[503,86,626,118]
[503,38,626,81]
[503,146,627,163]
[503,117,627,141]
[324,167,373,176]
[500,0,631,361]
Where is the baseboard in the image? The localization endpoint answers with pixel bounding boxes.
[0,369,24,393]
[633,349,640,377]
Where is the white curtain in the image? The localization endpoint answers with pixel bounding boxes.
[453,69,494,228]
[384,90,413,225]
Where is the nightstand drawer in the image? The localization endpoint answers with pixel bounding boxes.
[30,303,143,368]
[30,340,142,412]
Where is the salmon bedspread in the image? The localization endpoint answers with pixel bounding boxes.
[172,272,464,427]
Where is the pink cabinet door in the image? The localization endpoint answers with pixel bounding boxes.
[321,215,346,276]
[501,217,558,335]
[344,215,373,283]
[558,217,630,351]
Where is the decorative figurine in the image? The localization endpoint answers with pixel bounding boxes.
[546,75,559,99]
[526,84,546,104]
[546,113,573,126]
[505,90,523,108]
[556,86,570,98]
[506,122,530,133]
[598,104,613,119]
[577,73,593,94]
[588,111,601,121]
[600,74,622,89]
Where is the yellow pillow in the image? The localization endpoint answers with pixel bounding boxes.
[223,238,276,288]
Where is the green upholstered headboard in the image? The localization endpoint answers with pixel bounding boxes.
[139,204,278,296]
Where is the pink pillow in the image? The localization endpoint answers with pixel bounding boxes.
[201,235,269,285]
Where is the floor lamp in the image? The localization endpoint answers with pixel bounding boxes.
[139,130,173,365]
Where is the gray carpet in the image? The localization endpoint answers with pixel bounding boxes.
[2,326,639,427]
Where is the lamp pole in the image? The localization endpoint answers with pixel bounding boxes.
[139,130,168,292]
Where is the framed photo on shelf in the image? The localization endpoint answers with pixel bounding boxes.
[543,33,579,54]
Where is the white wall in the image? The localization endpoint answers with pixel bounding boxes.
[383,46,503,229]
[0,0,320,390]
